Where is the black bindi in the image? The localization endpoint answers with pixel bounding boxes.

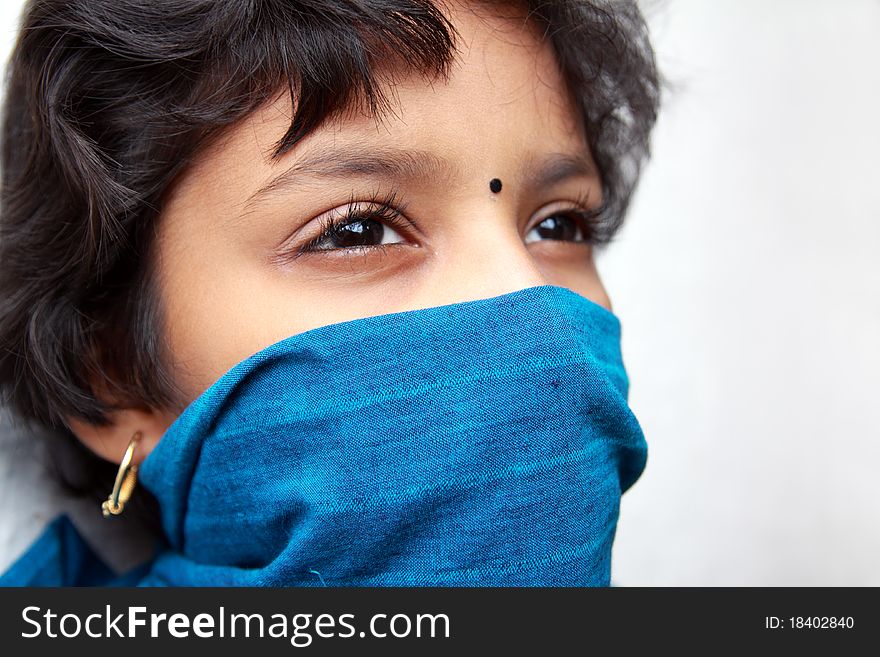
[489,178,502,193]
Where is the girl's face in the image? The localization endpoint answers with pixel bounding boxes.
[71,1,613,460]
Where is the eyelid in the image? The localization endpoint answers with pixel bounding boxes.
[275,187,416,262]
[527,189,602,225]
[523,189,606,244]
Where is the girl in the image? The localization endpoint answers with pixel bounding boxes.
[0,0,659,586]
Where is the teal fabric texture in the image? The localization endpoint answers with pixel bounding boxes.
[1,284,647,586]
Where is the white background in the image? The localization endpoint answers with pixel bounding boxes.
[1,0,878,584]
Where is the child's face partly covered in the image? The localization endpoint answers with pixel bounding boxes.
[72,2,613,459]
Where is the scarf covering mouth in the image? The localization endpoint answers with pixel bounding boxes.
[136,283,647,586]
[0,284,648,586]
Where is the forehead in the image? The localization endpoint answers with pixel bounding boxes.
[173,1,588,200]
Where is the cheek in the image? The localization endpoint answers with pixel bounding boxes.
[154,231,414,403]
[525,241,612,311]
[156,257,301,402]
[156,239,613,404]
[153,218,282,402]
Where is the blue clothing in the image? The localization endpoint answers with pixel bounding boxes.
[0,515,151,586]
[1,284,647,586]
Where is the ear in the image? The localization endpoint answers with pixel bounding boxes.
[66,406,179,466]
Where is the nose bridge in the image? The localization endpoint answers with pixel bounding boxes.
[421,213,550,306]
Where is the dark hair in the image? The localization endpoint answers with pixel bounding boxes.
[0,0,660,516]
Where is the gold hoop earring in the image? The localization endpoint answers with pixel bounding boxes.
[101,430,141,517]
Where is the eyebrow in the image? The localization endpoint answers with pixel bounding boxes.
[242,145,598,213]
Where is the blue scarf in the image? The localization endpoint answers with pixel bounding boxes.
[1,284,647,586]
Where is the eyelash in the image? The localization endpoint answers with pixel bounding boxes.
[290,189,413,261]
[289,187,602,260]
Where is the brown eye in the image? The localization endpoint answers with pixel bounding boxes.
[524,213,590,244]
[333,218,382,247]
[298,200,410,255]
[311,217,404,250]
